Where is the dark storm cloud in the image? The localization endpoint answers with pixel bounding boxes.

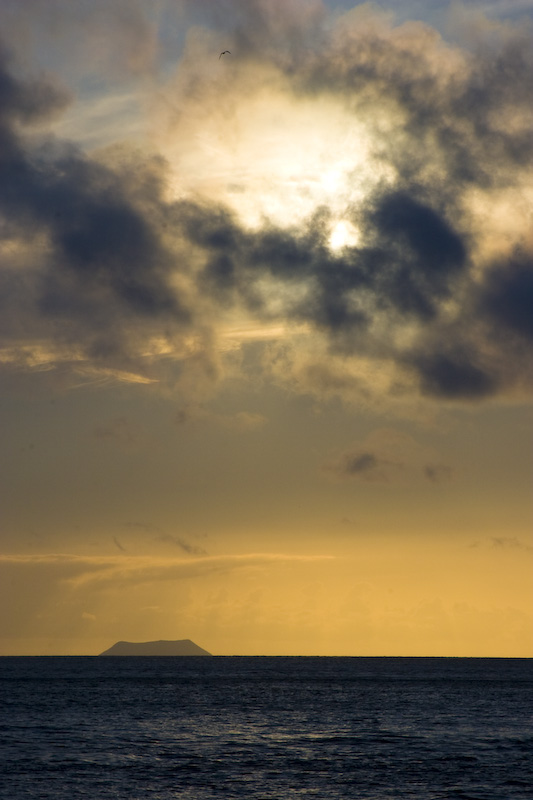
[411,350,496,400]
[0,42,70,124]
[186,3,532,402]
[0,41,191,383]
[370,192,466,287]
[1,141,183,319]
[1,2,532,406]
[354,190,467,322]
[184,178,529,399]
[479,251,533,342]
[187,188,475,394]
[193,190,466,326]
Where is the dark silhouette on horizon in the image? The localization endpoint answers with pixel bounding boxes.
[99,638,211,656]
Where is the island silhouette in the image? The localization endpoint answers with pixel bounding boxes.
[99,639,211,656]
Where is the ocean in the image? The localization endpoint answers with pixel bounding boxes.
[0,656,531,799]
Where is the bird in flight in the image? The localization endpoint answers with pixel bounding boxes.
[219,50,231,59]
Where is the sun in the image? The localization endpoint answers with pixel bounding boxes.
[329,219,360,251]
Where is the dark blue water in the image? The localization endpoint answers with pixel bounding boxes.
[0,657,531,799]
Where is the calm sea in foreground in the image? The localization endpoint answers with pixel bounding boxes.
[1,656,531,799]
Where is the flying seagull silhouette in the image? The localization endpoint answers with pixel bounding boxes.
[219,50,231,59]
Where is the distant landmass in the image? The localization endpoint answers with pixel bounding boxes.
[99,639,212,656]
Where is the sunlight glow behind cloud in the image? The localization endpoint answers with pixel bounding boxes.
[0,0,531,657]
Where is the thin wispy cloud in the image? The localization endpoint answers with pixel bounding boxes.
[0,552,336,589]
[113,537,127,552]
[155,534,208,556]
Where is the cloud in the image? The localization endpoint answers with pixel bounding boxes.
[411,351,497,400]
[327,449,402,483]
[479,250,533,341]
[118,520,209,556]
[155,534,208,556]
[0,2,531,410]
[490,536,533,551]
[0,549,334,643]
[424,464,453,483]
[469,536,533,552]
[325,428,451,484]
[113,537,127,552]
[0,552,335,590]
[326,449,401,483]
[344,452,379,475]
[0,40,205,392]
[160,3,531,405]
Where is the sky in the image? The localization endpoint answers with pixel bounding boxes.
[0,0,532,657]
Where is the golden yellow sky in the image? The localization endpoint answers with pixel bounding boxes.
[0,0,532,656]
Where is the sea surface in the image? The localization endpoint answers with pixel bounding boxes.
[0,656,531,799]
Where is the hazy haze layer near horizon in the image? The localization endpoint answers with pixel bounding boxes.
[0,0,532,657]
